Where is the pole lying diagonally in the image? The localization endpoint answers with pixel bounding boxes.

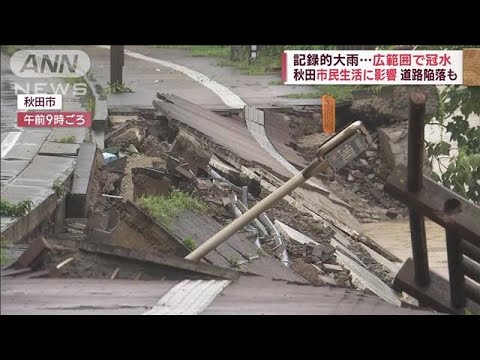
[185,121,372,262]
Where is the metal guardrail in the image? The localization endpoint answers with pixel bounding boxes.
[385,90,480,311]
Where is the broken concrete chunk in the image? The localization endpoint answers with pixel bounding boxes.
[170,130,212,175]
[221,197,231,208]
[311,264,325,275]
[86,211,110,233]
[14,237,51,270]
[323,264,344,273]
[318,274,337,286]
[364,150,377,158]
[312,245,324,259]
[175,165,196,180]
[106,155,127,171]
[274,220,319,246]
[127,144,140,154]
[359,158,369,167]
[132,168,172,200]
[107,127,144,150]
[323,243,336,255]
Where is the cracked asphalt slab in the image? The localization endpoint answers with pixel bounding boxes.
[0,278,179,315]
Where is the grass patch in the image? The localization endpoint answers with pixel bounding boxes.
[52,178,70,197]
[228,257,240,268]
[138,190,207,229]
[1,235,10,265]
[283,85,387,102]
[283,85,360,101]
[183,236,197,251]
[189,46,230,58]
[154,45,230,58]
[218,57,280,75]
[63,77,84,86]
[54,136,76,144]
[1,199,33,217]
[86,97,95,115]
[1,45,20,56]
[102,82,133,95]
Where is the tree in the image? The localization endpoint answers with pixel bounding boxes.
[426,85,480,203]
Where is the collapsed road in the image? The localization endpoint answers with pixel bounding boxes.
[2,90,440,314]
[3,45,477,315]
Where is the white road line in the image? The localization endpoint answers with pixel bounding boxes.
[96,45,246,109]
[143,279,230,315]
[1,132,22,158]
[95,46,305,177]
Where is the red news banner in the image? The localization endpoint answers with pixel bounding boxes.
[17,112,92,127]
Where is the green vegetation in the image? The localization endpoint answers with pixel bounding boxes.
[86,97,95,116]
[138,190,207,228]
[183,236,197,251]
[52,178,70,197]
[284,85,360,101]
[427,85,480,203]
[63,77,84,85]
[54,135,76,144]
[1,236,9,265]
[0,199,33,217]
[418,45,480,203]
[465,308,479,315]
[1,45,20,56]
[102,82,133,95]
[228,257,240,268]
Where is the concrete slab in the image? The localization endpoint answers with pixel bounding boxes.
[274,219,319,246]
[202,276,436,315]
[1,159,30,186]
[2,130,51,161]
[67,143,97,218]
[170,209,307,283]
[39,142,79,156]
[92,130,105,150]
[48,127,88,144]
[0,278,178,315]
[1,155,75,240]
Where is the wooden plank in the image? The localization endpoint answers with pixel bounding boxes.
[463,256,480,284]
[461,240,480,264]
[385,169,480,247]
[393,258,480,314]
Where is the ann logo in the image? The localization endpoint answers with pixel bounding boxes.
[20,54,79,74]
[11,50,90,78]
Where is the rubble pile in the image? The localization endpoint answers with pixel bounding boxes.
[3,100,415,309]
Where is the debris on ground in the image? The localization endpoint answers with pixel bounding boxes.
[16,95,425,310]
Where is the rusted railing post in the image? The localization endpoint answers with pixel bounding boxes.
[407,90,430,286]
